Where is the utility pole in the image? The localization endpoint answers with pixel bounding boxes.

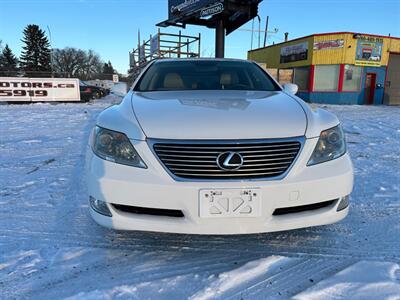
[263,16,269,47]
[250,18,255,50]
[258,15,261,49]
[47,26,54,78]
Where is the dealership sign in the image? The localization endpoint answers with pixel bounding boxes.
[280,42,308,63]
[313,39,344,51]
[354,36,383,67]
[0,78,80,102]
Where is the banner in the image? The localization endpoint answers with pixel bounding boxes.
[355,36,383,67]
[139,44,146,61]
[0,78,80,102]
[150,34,159,55]
[280,42,308,63]
[313,39,344,51]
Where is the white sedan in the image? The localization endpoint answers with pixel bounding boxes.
[86,59,353,235]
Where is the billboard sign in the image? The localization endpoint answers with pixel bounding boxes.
[280,42,308,63]
[313,39,344,51]
[355,36,383,67]
[160,0,261,36]
[0,78,80,102]
[168,0,221,19]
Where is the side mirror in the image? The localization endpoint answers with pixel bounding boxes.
[283,83,298,95]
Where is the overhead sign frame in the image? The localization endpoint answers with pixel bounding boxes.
[158,0,263,58]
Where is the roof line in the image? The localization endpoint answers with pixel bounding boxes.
[248,31,400,52]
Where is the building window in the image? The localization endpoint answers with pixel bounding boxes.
[313,65,340,91]
[266,68,278,81]
[342,65,362,91]
[293,67,310,91]
[278,69,293,85]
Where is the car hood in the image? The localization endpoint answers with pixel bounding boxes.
[130,90,307,140]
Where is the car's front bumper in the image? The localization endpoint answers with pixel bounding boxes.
[86,137,353,235]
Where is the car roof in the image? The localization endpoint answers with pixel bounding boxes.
[152,58,253,64]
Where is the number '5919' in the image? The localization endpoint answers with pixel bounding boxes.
[0,90,48,97]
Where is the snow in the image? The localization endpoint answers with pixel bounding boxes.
[0,97,399,299]
[190,256,289,300]
[293,261,400,300]
[111,82,128,97]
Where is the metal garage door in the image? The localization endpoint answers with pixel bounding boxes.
[384,53,400,105]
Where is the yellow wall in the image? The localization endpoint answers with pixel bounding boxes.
[312,33,350,65]
[248,33,400,68]
[382,38,400,64]
[248,36,313,68]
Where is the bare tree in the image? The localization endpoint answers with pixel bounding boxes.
[52,48,103,80]
[52,47,86,78]
[78,50,103,80]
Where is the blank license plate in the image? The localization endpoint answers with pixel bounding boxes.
[199,189,261,218]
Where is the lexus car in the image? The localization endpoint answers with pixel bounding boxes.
[86,58,353,235]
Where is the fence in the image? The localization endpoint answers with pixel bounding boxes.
[0,70,122,82]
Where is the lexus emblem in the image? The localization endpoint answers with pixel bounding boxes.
[216,152,244,171]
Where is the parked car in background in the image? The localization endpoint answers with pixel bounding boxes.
[79,84,94,102]
[79,81,109,102]
[85,80,114,94]
[86,58,353,235]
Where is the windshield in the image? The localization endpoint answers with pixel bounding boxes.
[134,60,280,92]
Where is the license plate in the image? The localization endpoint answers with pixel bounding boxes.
[199,189,261,218]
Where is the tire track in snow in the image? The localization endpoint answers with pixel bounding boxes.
[1,221,399,264]
[8,250,275,299]
[234,258,355,299]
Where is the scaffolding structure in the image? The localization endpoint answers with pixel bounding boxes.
[129,29,201,77]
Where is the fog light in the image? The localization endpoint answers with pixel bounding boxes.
[337,195,349,212]
[89,196,112,217]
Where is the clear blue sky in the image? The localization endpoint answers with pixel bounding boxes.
[1,0,399,73]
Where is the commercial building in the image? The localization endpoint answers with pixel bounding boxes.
[248,32,400,105]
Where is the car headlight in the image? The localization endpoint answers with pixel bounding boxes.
[307,125,346,166]
[91,126,146,168]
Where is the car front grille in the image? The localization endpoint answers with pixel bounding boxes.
[152,138,302,180]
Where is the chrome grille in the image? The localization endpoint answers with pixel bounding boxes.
[152,139,302,180]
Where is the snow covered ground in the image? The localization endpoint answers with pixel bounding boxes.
[0,95,399,299]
